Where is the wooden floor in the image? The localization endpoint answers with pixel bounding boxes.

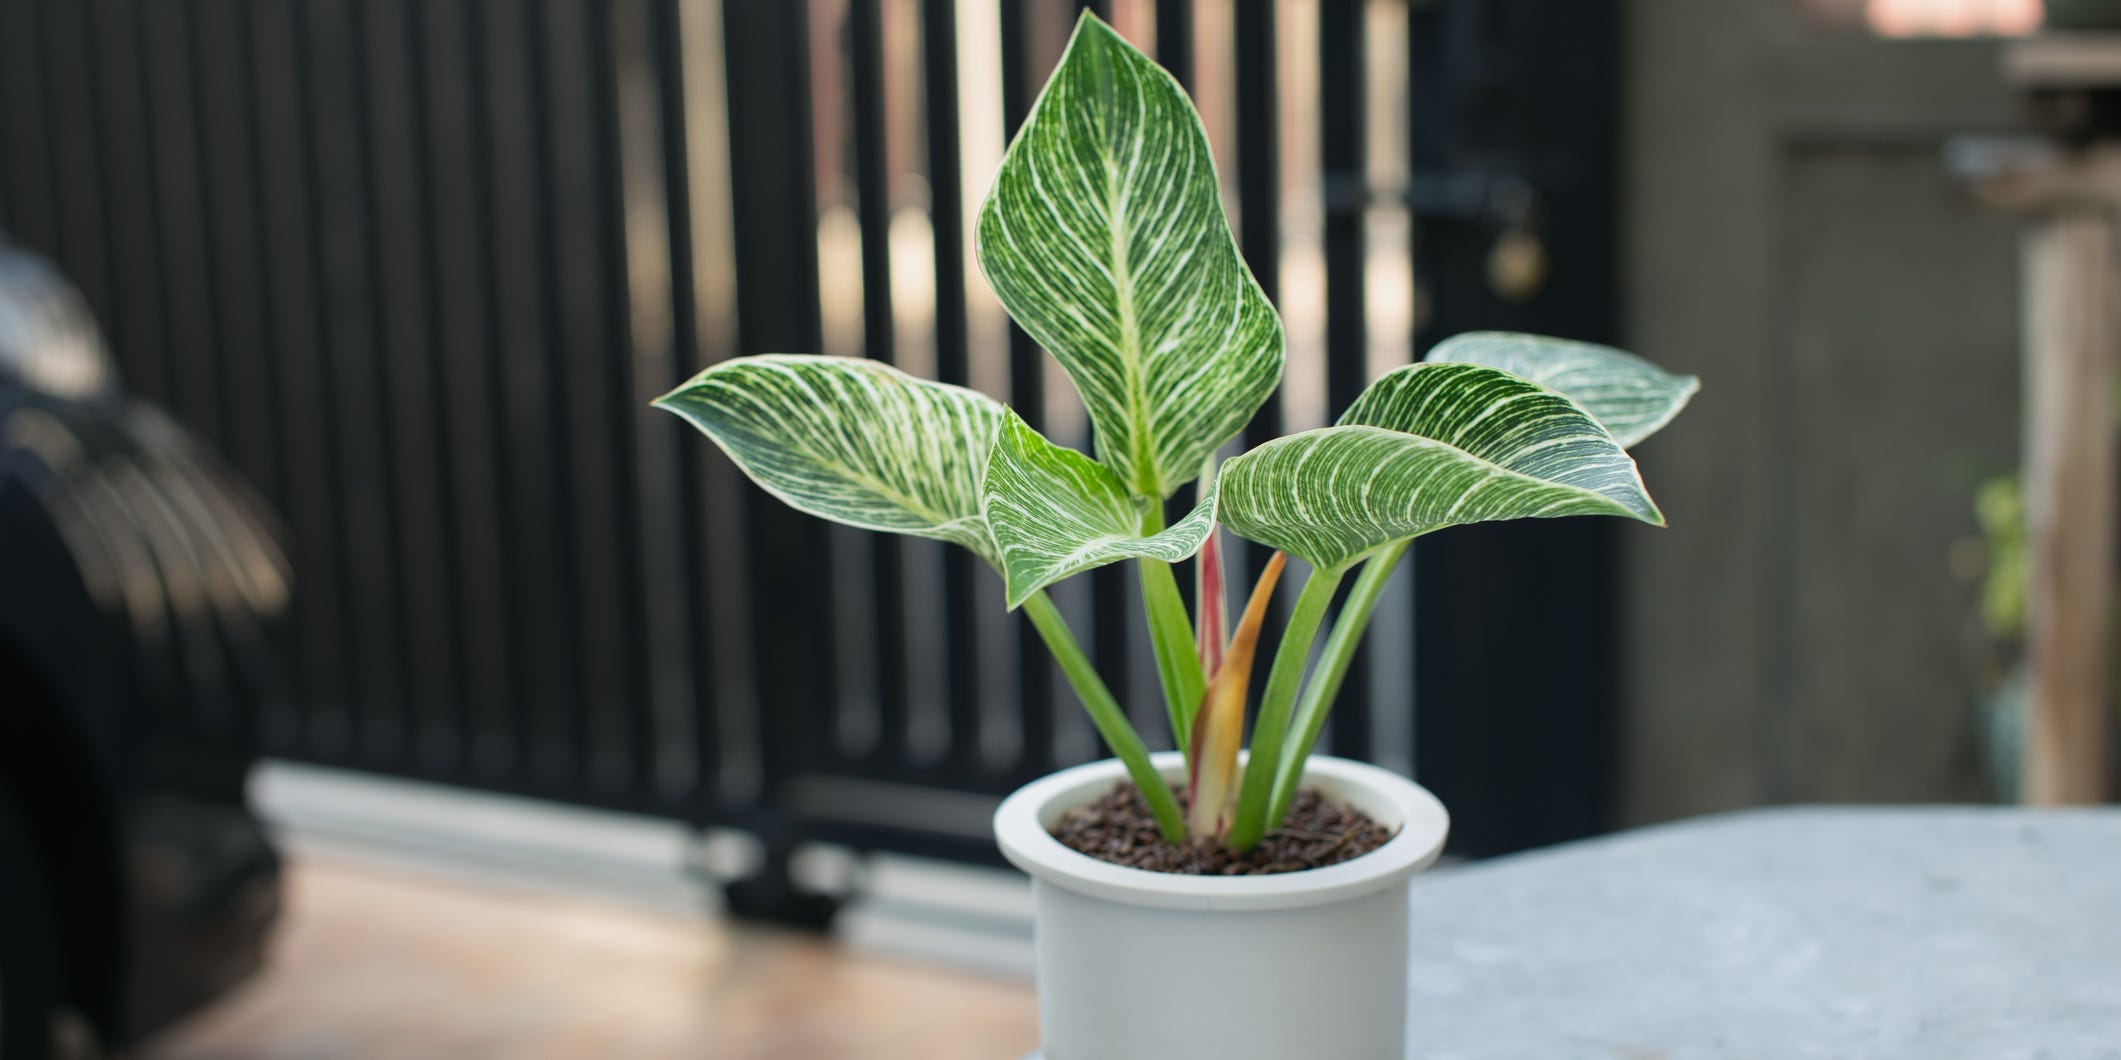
[142,856,1039,1060]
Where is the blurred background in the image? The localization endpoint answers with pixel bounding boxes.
[0,0,2081,1056]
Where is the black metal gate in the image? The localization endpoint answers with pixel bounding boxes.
[0,0,1619,871]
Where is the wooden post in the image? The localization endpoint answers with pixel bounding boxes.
[1953,37,2121,805]
[2022,210,2117,804]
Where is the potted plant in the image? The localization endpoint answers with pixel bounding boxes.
[656,14,1697,1059]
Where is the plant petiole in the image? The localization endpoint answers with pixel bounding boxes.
[1137,502,1206,755]
[1224,559,1345,851]
[1021,589,1188,842]
[1265,540,1409,826]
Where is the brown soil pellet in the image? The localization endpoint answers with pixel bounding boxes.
[1049,781,1395,875]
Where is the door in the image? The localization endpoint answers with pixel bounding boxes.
[1621,1,2024,819]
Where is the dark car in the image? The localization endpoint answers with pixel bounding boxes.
[0,239,287,1058]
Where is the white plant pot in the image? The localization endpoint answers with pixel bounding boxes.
[994,751,1450,1060]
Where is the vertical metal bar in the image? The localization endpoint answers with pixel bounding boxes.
[812,0,885,774]
[1407,0,1622,854]
[1090,563,1136,744]
[288,0,382,755]
[989,2,1060,777]
[524,0,595,789]
[125,0,193,422]
[517,0,619,797]
[467,0,547,780]
[884,1,957,774]
[617,0,704,808]
[922,0,987,781]
[997,2,1045,443]
[176,0,263,746]
[325,0,417,762]
[416,0,522,781]
[141,0,227,451]
[722,0,833,803]
[587,0,659,804]
[653,0,724,808]
[36,0,118,344]
[1156,0,1194,87]
[1319,0,1370,760]
[189,0,281,510]
[1232,0,1280,607]
[674,0,754,810]
[2,0,58,252]
[1406,0,1476,840]
[84,0,171,400]
[0,0,14,229]
[1320,3,1367,445]
[1359,0,1416,777]
[74,0,128,357]
[998,0,1058,778]
[401,0,485,777]
[356,0,464,772]
[530,0,634,797]
[475,0,579,788]
[949,0,1024,778]
[848,0,913,776]
[242,0,347,753]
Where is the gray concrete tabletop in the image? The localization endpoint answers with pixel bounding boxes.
[1403,806,2121,1059]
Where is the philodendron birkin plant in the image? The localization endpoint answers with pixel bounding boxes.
[656,14,1696,858]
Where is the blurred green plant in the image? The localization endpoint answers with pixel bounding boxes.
[655,13,1698,851]
[1973,474,2027,641]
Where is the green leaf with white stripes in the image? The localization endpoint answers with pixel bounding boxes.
[652,355,1004,565]
[975,12,1282,502]
[1217,363,1662,571]
[984,409,1216,609]
[1426,332,1699,448]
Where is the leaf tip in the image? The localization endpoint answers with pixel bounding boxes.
[1631,492,1669,529]
[1072,5,1116,35]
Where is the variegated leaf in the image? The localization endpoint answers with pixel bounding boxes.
[975,12,1282,501]
[653,355,1004,564]
[1426,332,1699,448]
[983,409,1216,609]
[1218,363,1662,571]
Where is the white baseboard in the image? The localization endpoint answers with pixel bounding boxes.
[249,759,1035,978]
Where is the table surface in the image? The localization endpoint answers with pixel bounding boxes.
[1403,806,2121,1059]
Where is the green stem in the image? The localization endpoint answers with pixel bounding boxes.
[1135,503,1205,755]
[1224,563,1345,851]
[1140,558,1204,755]
[1021,589,1188,843]
[1266,541,1409,827]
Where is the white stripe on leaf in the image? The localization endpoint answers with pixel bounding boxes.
[653,355,1006,566]
[1426,332,1699,449]
[984,409,1216,609]
[1217,363,1663,572]
[976,12,1282,501]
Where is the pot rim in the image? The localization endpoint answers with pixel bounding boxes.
[994,751,1449,912]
